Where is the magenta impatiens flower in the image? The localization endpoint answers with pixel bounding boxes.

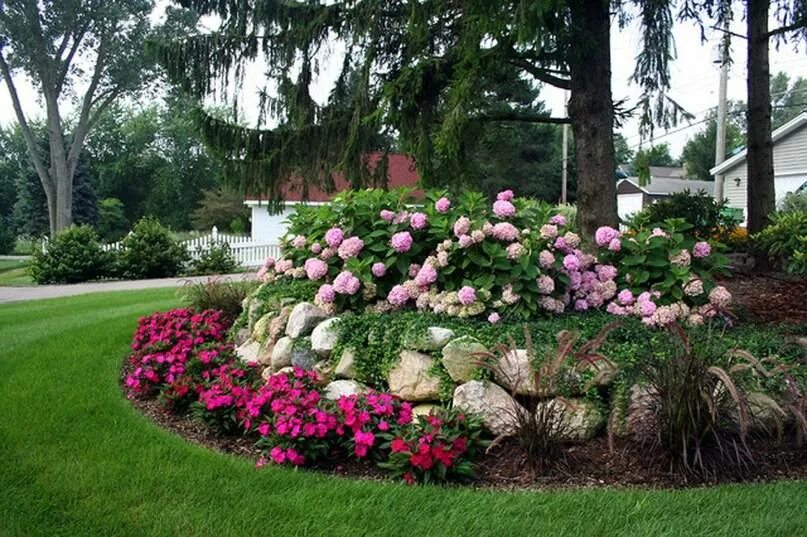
[458,286,476,305]
[435,197,451,213]
[390,231,413,253]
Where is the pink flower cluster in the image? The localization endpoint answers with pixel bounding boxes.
[333,271,361,295]
[338,236,364,260]
[390,231,413,253]
[304,257,329,280]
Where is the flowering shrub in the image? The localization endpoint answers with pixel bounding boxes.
[193,361,262,434]
[378,408,486,484]
[124,309,232,407]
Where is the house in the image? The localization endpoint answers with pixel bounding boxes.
[710,112,807,222]
[616,167,715,221]
[244,153,419,244]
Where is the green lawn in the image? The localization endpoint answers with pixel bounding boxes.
[0,289,805,537]
[0,258,32,286]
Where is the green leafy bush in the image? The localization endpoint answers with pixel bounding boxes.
[191,242,239,275]
[629,190,738,241]
[116,217,189,279]
[753,210,807,274]
[0,218,15,255]
[96,197,129,242]
[179,277,259,324]
[29,225,112,283]
[779,190,807,213]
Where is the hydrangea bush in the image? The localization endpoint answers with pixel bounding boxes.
[256,188,732,326]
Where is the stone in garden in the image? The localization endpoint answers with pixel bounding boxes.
[334,348,357,379]
[313,360,334,383]
[252,312,275,344]
[747,392,790,433]
[276,366,294,376]
[311,317,341,357]
[267,306,292,343]
[577,360,619,387]
[404,327,456,351]
[535,398,604,443]
[387,350,442,401]
[235,339,261,364]
[625,384,658,441]
[234,328,251,347]
[453,380,524,436]
[412,403,441,418]
[323,380,367,400]
[495,349,544,396]
[270,336,294,370]
[247,297,263,331]
[291,344,318,370]
[441,335,488,382]
[285,302,328,338]
[257,339,274,366]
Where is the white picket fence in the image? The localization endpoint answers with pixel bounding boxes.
[100,226,281,268]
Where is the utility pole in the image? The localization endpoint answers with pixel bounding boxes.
[714,27,731,201]
[561,92,569,204]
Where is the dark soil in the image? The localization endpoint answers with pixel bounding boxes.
[720,273,807,326]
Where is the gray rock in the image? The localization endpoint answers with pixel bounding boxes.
[234,328,251,347]
[535,398,604,443]
[247,297,263,331]
[270,336,294,370]
[387,350,442,401]
[576,360,619,388]
[747,392,790,434]
[235,339,261,364]
[257,339,274,366]
[495,349,544,396]
[252,312,275,343]
[412,403,441,418]
[310,317,341,357]
[404,327,456,351]
[291,345,318,370]
[441,335,488,382]
[285,302,328,338]
[323,380,367,400]
[453,380,524,436]
[267,306,292,342]
[334,348,357,379]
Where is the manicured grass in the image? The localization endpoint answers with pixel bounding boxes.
[0,289,805,537]
[0,258,32,286]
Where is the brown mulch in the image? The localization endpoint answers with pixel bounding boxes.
[719,272,807,325]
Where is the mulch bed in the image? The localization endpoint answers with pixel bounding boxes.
[719,272,807,326]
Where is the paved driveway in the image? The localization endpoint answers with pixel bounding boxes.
[0,273,256,304]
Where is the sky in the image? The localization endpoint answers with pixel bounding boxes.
[2,5,806,158]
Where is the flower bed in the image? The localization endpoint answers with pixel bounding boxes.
[255,188,732,327]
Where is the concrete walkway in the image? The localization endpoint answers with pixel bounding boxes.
[0,272,257,304]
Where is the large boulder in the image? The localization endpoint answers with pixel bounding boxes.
[270,336,294,370]
[235,339,261,364]
[252,312,275,344]
[575,360,619,388]
[441,336,488,382]
[535,398,604,443]
[747,392,790,434]
[334,348,357,379]
[387,351,442,401]
[404,327,456,351]
[285,302,327,338]
[495,349,543,396]
[291,340,318,370]
[234,327,251,347]
[323,380,367,400]
[311,317,341,357]
[453,380,524,436]
[267,306,292,343]
[257,339,274,366]
[246,297,263,331]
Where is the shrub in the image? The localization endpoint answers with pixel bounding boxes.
[180,277,259,324]
[779,190,807,213]
[96,197,129,242]
[116,217,189,279]
[629,190,738,241]
[29,225,112,283]
[0,218,16,255]
[191,242,239,275]
[753,210,807,274]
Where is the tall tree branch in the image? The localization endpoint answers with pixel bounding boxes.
[766,18,807,38]
[475,110,570,124]
[506,57,571,90]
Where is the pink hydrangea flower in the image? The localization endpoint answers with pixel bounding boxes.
[709,285,732,308]
[574,299,589,311]
[563,254,581,271]
[304,258,328,280]
[496,189,514,201]
[606,302,627,316]
[506,242,526,259]
[596,264,618,282]
[487,312,501,324]
[333,271,361,295]
[320,247,336,260]
[617,289,634,305]
[263,256,276,268]
[458,286,476,305]
[549,214,566,226]
[390,231,413,253]
[538,250,555,268]
[310,242,322,254]
[537,275,555,294]
[608,238,621,252]
[410,212,428,230]
[387,285,410,306]
[638,300,657,317]
[693,241,712,258]
[380,209,396,222]
[338,236,364,260]
[650,227,669,239]
[493,199,516,218]
[435,197,451,213]
[408,264,421,278]
[453,216,472,237]
[291,235,306,248]
[491,222,519,241]
[414,264,438,286]
[275,259,293,273]
[371,262,387,278]
[669,249,692,267]
[540,224,558,239]
[316,284,336,303]
[458,234,474,248]
[256,266,268,279]
[325,227,344,247]
[392,211,410,225]
[595,226,620,247]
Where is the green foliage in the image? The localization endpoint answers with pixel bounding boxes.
[779,190,807,213]
[190,242,239,276]
[191,188,250,232]
[771,72,807,130]
[232,279,322,333]
[116,217,189,280]
[0,218,15,254]
[632,144,677,185]
[681,105,745,181]
[29,225,112,284]
[629,190,738,241]
[179,278,259,325]
[753,211,807,274]
[96,198,129,242]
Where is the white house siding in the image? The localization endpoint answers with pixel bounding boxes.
[721,125,807,221]
[247,203,297,244]
[617,193,644,221]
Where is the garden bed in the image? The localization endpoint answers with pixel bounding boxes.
[720,273,807,325]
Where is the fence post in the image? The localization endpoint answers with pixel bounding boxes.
[212,225,218,243]
[41,235,49,254]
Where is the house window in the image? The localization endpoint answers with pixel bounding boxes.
[734,177,741,187]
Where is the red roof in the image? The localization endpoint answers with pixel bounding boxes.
[248,152,420,202]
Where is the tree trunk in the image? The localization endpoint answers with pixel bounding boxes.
[45,94,74,233]
[746,0,776,237]
[567,0,618,239]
